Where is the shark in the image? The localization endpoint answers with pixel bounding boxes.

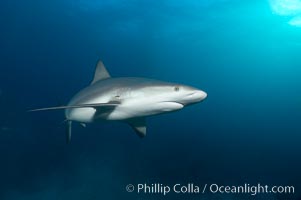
[30,60,207,142]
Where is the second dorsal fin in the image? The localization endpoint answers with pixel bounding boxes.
[91,60,111,85]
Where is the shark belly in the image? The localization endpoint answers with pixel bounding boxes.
[66,107,96,123]
[105,100,184,120]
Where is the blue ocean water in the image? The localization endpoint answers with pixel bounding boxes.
[1,0,301,199]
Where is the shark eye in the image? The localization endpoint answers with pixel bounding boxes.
[115,95,120,98]
[174,86,180,92]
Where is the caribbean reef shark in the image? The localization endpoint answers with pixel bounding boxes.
[30,60,207,142]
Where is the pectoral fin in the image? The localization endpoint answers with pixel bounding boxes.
[127,118,147,138]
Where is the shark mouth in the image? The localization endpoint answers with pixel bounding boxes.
[160,101,184,111]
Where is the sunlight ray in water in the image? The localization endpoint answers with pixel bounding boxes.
[289,15,301,26]
[269,0,301,27]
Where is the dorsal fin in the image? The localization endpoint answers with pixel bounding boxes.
[91,60,111,85]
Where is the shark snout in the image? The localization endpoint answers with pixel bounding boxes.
[189,90,207,101]
[180,89,207,105]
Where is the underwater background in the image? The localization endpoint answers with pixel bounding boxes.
[0,0,301,199]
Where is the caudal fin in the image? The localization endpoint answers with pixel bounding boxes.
[28,102,120,112]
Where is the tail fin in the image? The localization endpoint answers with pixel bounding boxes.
[66,121,72,144]
[28,102,120,112]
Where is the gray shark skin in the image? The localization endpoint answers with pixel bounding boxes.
[30,60,207,142]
